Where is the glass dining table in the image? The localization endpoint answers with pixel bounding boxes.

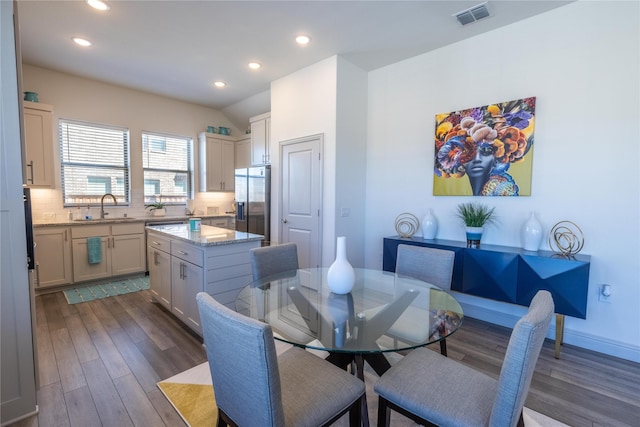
[235,267,464,381]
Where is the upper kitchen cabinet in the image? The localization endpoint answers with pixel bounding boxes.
[23,101,54,187]
[199,132,235,192]
[235,134,251,169]
[250,112,270,165]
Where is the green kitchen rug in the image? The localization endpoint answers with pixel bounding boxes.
[63,276,149,304]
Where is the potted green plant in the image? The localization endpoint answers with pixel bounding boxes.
[456,202,496,248]
[145,199,166,217]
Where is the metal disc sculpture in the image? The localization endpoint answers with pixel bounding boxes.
[549,221,584,256]
[395,213,420,238]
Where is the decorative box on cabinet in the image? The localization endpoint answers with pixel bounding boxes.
[249,112,270,165]
[23,101,55,187]
[383,236,591,358]
[199,132,235,192]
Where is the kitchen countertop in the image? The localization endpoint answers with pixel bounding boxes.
[33,214,235,228]
[146,223,263,247]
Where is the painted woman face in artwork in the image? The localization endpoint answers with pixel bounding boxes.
[433,97,536,197]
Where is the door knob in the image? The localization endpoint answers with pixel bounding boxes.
[282,219,288,223]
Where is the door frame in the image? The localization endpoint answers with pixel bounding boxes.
[279,134,323,268]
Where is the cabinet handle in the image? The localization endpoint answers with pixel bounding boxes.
[112,237,115,248]
[152,241,162,246]
[35,263,40,287]
[27,161,34,184]
[182,263,187,279]
[154,251,158,265]
[177,250,188,256]
[64,230,68,241]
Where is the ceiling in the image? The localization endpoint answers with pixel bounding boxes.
[17,1,571,122]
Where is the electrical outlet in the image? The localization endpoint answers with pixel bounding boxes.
[598,284,612,303]
[340,207,350,217]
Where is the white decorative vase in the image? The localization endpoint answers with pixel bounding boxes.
[465,226,483,248]
[153,208,166,217]
[522,211,543,251]
[327,236,355,294]
[421,209,438,240]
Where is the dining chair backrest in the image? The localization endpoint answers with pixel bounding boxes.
[396,244,455,290]
[250,242,299,281]
[196,292,285,426]
[490,290,554,426]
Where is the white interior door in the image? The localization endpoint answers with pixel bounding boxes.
[280,135,322,269]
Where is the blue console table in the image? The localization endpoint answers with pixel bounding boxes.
[383,236,591,358]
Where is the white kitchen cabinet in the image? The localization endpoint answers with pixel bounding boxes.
[235,134,251,169]
[250,112,270,165]
[170,240,204,334]
[33,227,73,288]
[72,223,146,283]
[23,101,54,187]
[199,133,235,192]
[147,233,172,310]
[201,217,234,230]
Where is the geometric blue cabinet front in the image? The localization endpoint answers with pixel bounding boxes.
[383,236,590,319]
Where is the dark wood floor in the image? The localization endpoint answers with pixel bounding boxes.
[10,289,640,427]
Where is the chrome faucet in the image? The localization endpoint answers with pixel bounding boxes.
[100,193,117,218]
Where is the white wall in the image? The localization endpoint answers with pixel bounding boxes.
[270,56,369,267]
[271,57,338,263]
[365,1,640,361]
[22,65,236,220]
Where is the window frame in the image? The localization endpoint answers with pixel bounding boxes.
[59,119,130,207]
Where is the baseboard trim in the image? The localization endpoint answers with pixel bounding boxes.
[458,299,640,363]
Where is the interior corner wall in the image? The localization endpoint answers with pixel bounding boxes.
[364,1,640,361]
[335,57,368,267]
[270,56,338,264]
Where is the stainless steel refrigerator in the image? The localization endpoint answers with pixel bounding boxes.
[235,166,271,245]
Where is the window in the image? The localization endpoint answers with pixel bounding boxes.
[142,132,193,204]
[59,120,130,206]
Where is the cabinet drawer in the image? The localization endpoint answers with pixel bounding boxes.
[72,225,110,238]
[147,233,171,253]
[171,241,204,267]
[112,223,145,235]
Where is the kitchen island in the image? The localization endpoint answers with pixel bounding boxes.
[146,224,262,335]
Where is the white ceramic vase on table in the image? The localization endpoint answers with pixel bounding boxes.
[327,236,355,294]
[422,209,438,240]
[522,211,543,251]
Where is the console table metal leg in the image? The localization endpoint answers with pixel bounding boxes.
[555,314,565,359]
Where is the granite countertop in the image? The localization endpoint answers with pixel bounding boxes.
[146,223,263,247]
[33,214,235,228]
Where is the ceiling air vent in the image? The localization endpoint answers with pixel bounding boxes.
[454,2,491,26]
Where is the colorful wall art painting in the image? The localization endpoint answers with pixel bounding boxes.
[433,97,536,196]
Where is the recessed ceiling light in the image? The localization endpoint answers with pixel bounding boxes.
[213,81,227,88]
[295,35,311,45]
[248,62,261,70]
[86,0,110,11]
[72,37,92,47]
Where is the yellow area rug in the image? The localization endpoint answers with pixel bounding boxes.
[158,356,568,427]
[157,363,217,427]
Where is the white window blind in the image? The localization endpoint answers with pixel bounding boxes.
[59,120,130,206]
[142,132,193,204]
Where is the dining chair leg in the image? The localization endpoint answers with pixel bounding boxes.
[348,396,362,427]
[377,396,391,427]
[440,339,447,356]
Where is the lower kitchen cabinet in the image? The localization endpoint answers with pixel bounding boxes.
[72,223,146,283]
[147,235,172,311]
[33,226,73,288]
[171,256,204,335]
[146,227,260,335]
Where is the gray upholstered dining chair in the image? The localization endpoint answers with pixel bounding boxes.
[196,292,365,427]
[250,242,299,281]
[374,290,554,427]
[394,244,455,355]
